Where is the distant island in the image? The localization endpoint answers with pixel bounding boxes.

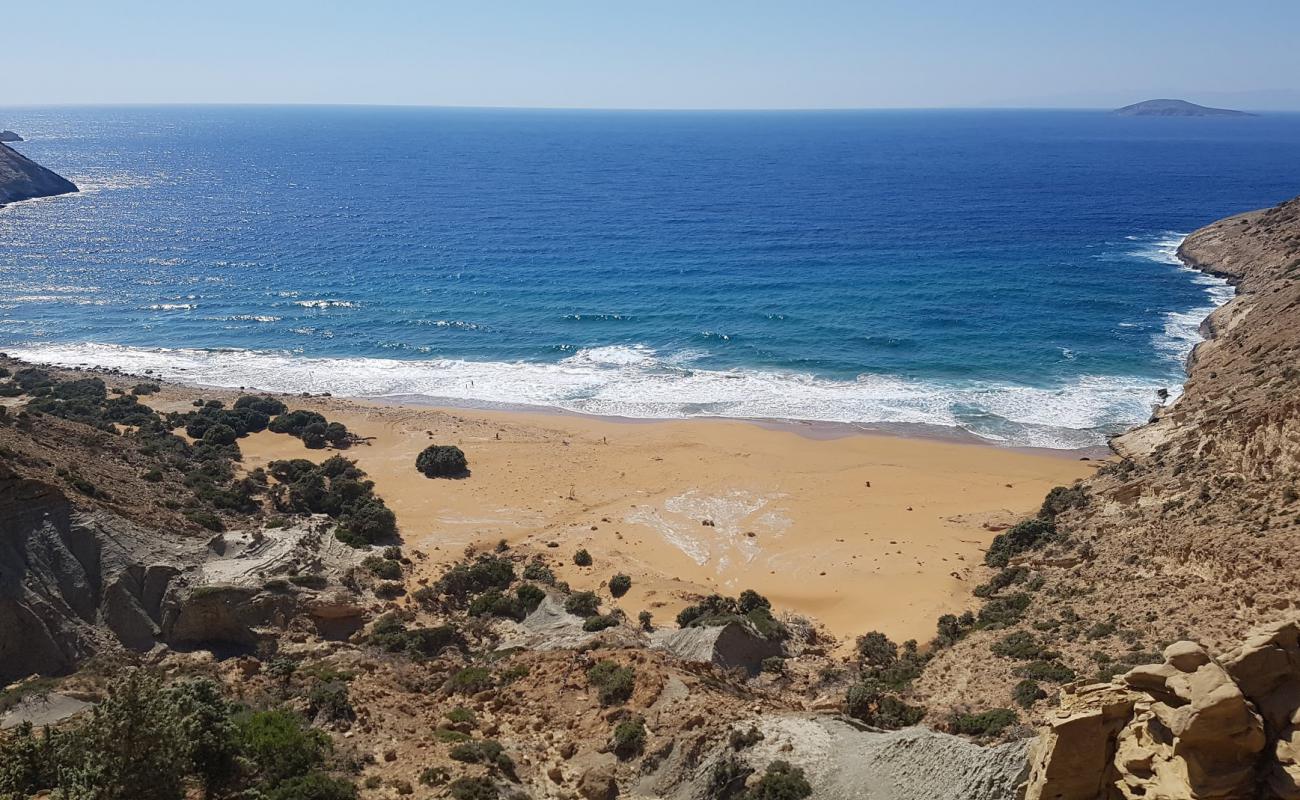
[1113,98,1254,117]
[0,130,23,142]
[0,142,79,205]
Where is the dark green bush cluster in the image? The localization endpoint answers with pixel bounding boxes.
[448,776,498,800]
[1039,484,1088,519]
[436,555,516,605]
[564,591,601,618]
[181,399,274,441]
[573,548,593,567]
[990,631,1054,661]
[608,573,632,597]
[985,518,1057,567]
[468,590,526,621]
[611,716,646,759]
[415,444,468,477]
[675,590,787,641]
[449,739,514,774]
[973,566,1029,598]
[269,409,351,449]
[522,559,556,585]
[268,456,396,546]
[1013,679,1046,709]
[361,555,402,580]
[446,667,494,695]
[367,613,464,658]
[587,660,635,706]
[582,614,620,632]
[742,761,812,800]
[949,708,1018,737]
[0,672,355,800]
[844,632,929,729]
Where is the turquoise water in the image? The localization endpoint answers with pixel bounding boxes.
[3,106,1299,447]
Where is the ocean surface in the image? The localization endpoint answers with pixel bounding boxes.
[4,106,1300,448]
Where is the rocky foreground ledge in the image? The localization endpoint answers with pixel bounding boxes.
[0,141,78,205]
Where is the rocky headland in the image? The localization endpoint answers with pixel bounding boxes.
[0,141,78,205]
[0,130,23,143]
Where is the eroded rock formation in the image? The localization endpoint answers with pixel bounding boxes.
[1025,618,1300,799]
[0,141,77,205]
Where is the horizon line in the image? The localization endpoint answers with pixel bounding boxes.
[2,100,1296,114]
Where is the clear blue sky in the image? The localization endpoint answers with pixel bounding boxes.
[7,0,1300,109]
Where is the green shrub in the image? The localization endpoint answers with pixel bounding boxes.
[447,667,494,695]
[991,631,1048,660]
[1015,660,1076,683]
[444,707,476,726]
[235,710,330,785]
[587,660,635,706]
[844,680,925,729]
[973,566,1029,598]
[855,631,898,668]
[583,614,619,632]
[265,772,358,800]
[362,555,402,580]
[132,383,161,396]
[449,739,513,772]
[985,519,1057,567]
[573,548,593,566]
[609,573,632,597]
[949,708,1017,736]
[436,556,515,602]
[269,409,327,437]
[468,590,525,621]
[565,591,600,617]
[448,776,498,800]
[419,766,451,786]
[185,509,225,531]
[612,716,646,759]
[638,610,653,631]
[1039,484,1088,519]
[516,583,546,612]
[977,592,1032,628]
[1013,679,1046,709]
[236,395,289,416]
[743,761,812,800]
[415,444,468,477]
[523,559,556,584]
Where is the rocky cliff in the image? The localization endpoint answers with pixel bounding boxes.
[0,141,77,205]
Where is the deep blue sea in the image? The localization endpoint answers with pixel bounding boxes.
[4,106,1300,447]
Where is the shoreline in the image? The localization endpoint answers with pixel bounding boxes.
[1,354,1099,644]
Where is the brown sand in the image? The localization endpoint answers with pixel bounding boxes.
[194,393,1098,645]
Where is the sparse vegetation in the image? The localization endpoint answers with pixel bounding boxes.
[587,660,636,706]
[608,573,632,597]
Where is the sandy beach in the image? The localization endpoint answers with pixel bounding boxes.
[137,387,1098,645]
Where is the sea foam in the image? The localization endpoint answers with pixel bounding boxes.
[6,341,1169,449]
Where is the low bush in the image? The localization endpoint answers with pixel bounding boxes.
[985,519,1057,567]
[468,590,526,621]
[612,716,646,759]
[447,667,494,695]
[362,556,402,580]
[449,739,513,772]
[1015,660,1076,683]
[743,761,812,800]
[949,708,1017,737]
[1013,679,1046,709]
[609,573,632,597]
[415,444,468,477]
[565,591,600,617]
[583,614,620,632]
[448,776,497,800]
[573,548,593,567]
[587,660,635,706]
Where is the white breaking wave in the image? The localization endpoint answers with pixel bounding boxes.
[294,299,359,309]
[4,341,1171,449]
[1128,232,1235,370]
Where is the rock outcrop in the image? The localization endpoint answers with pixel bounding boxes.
[1024,618,1300,799]
[651,620,785,676]
[0,141,77,205]
[0,130,23,143]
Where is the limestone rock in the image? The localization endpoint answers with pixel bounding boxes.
[1025,619,1300,800]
